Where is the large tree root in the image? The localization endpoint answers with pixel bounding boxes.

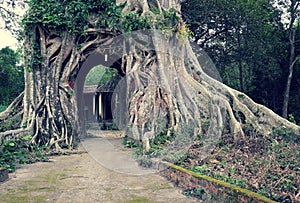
[0,92,24,122]
[117,31,300,153]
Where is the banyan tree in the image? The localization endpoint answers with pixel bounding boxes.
[0,0,299,151]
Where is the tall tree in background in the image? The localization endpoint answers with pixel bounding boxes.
[182,0,300,120]
[281,0,300,118]
[0,47,24,106]
[0,0,299,150]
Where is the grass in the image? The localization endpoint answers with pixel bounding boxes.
[0,194,48,203]
[0,169,70,202]
[122,194,157,203]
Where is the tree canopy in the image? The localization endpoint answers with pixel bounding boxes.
[182,0,300,123]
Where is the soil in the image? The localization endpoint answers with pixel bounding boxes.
[0,131,199,203]
[181,131,300,202]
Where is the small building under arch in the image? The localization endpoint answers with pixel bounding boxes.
[83,75,121,129]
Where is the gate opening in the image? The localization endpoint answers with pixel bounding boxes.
[83,65,121,130]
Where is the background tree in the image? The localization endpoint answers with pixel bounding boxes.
[0,0,299,151]
[182,0,300,122]
[280,0,300,118]
[0,47,24,111]
[84,65,117,86]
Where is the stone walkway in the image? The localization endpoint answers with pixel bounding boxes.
[0,132,198,203]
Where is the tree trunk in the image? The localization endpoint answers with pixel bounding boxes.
[282,32,295,119]
[282,0,299,118]
[0,0,299,151]
[237,33,244,92]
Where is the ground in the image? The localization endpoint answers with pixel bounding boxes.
[0,131,198,203]
[181,130,300,202]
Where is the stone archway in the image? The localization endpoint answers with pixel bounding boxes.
[76,52,123,134]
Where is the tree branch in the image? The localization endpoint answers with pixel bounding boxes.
[291,56,300,67]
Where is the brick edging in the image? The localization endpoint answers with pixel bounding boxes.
[158,162,277,203]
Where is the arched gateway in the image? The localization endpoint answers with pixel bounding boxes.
[0,0,299,151]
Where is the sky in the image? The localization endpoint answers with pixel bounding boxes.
[0,29,18,50]
[0,0,27,50]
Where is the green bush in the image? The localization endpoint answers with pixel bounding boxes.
[0,136,48,172]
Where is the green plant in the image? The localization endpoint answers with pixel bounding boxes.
[151,128,175,146]
[0,136,48,172]
[184,188,206,200]
[257,189,269,197]
[22,119,28,128]
[238,94,245,99]
[123,135,138,148]
[193,165,210,174]
[271,127,299,143]
[196,134,204,140]
[162,151,187,164]
[288,114,297,124]
[122,11,151,33]
[193,187,206,200]
[0,118,19,132]
[192,165,248,189]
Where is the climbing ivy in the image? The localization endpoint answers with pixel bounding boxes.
[123,11,151,33]
[22,0,184,36]
[22,0,123,35]
[20,0,190,69]
[155,8,179,29]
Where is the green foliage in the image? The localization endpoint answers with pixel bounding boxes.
[0,136,48,172]
[181,127,300,202]
[84,65,107,86]
[155,8,178,28]
[238,94,245,99]
[22,0,183,36]
[192,165,248,188]
[22,0,122,34]
[151,128,175,146]
[288,114,297,124]
[123,135,139,148]
[97,68,117,87]
[181,0,300,121]
[184,187,206,200]
[136,156,153,168]
[0,105,7,112]
[271,126,299,143]
[25,42,42,71]
[0,118,13,132]
[20,0,186,78]
[122,11,151,33]
[0,47,24,106]
[128,128,188,168]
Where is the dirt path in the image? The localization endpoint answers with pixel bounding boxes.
[0,132,198,203]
